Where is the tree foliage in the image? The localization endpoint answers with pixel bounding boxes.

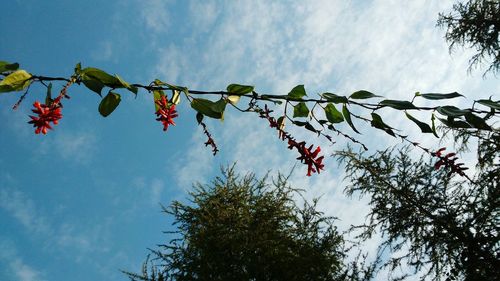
[438,0,500,74]
[124,167,346,281]
[336,130,500,280]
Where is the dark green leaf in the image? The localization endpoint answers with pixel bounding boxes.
[292,120,307,127]
[321,93,348,104]
[342,105,360,134]
[305,122,318,134]
[371,113,395,137]
[0,61,20,73]
[81,67,118,85]
[191,98,223,119]
[99,92,121,117]
[324,103,344,123]
[0,70,32,93]
[476,99,500,110]
[293,102,309,118]
[82,79,105,95]
[196,112,204,124]
[405,112,433,134]
[436,106,470,117]
[227,84,254,95]
[211,98,227,113]
[380,99,418,110]
[438,117,471,129]
[431,113,439,138]
[115,74,138,95]
[350,90,380,99]
[464,113,491,130]
[287,85,307,99]
[418,92,463,100]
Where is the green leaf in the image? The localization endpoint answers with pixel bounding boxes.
[293,102,309,118]
[418,92,463,100]
[464,113,491,130]
[99,92,121,117]
[211,98,227,113]
[436,106,470,117]
[350,90,380,99]
[82,79,105,95]
[171,90,181,105]
[321,93,348,104]
[45,83,53,105]
[227,84,254,95]
[0,61,20,73]
[324,103,344,123]
[431,113,439,138]
[379,99,418,110]
[287,85,306,99]
[476,99,500,110]
[227,95,240,105]
[74,62,82,74]
[371,113,395,137]
[438,117,471,129]
[292,120,307,127]
[405,112,433,134]
[115,74,138,95]
[81,67,118,85]
[191,98,223,119]
[304,122,318,134]
[153,90,165,111]
[0,70,32,93]
[342,105,360,134]
[153,79,186,92]
[196,112,204,124]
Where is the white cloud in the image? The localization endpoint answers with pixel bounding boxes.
[151,1,497,278]
[139,0,171,34]
[0,240,46,281]
[37,130,97,164]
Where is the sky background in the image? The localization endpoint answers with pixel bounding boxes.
[0,1,498,280]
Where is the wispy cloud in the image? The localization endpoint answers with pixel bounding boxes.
[0,240,46,281]
[139,0,171,34]
[37,130,97,164]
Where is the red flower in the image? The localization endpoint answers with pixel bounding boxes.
[28,100,63,134]
[155,96,178,131]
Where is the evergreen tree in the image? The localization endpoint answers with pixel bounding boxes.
[125,167,346,281]
[438,0,500,74]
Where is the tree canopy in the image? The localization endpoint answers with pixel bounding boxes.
[124,167,346,281]
[438,0,500,74]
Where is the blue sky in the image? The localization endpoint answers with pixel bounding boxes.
[0,1,498,280]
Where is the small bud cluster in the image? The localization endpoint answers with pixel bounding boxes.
[259,105,324,176]
[200,121,219,156]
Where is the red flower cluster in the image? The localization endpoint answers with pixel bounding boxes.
[432,147,468,176]
[28,97,63,134]
[288,140,325,176]
[155,96,178,131]
[259,105,325,176]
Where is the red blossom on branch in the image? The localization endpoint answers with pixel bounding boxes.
[155,96,178,131]
[28,96,63,135]
[259,105,325,176]
[431,147,469,177]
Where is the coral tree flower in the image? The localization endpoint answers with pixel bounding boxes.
[28,97,63,134]
[155,96,178,131]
